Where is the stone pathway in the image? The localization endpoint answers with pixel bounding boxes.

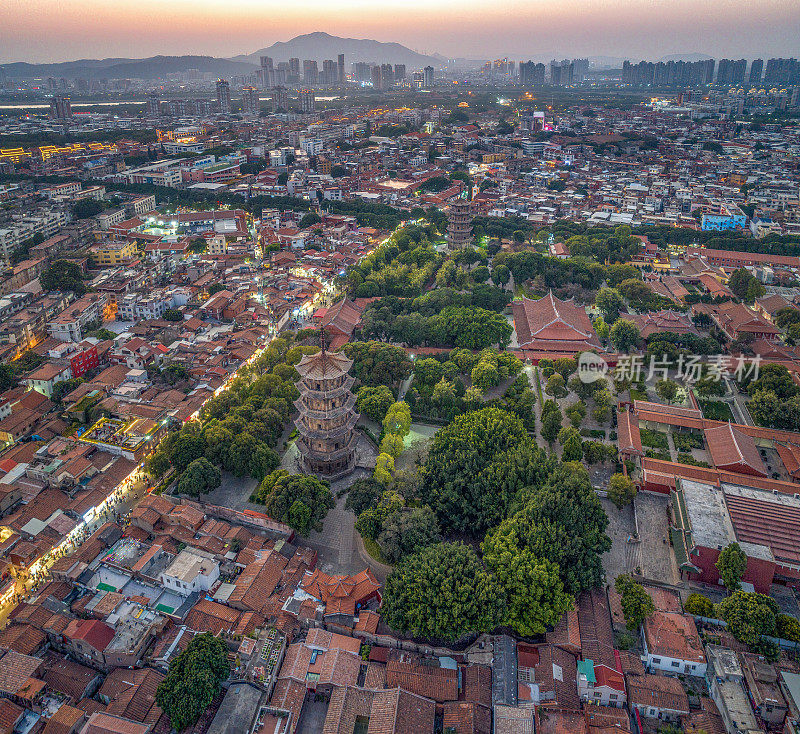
[304,481,366,576]
[666,431,677,462]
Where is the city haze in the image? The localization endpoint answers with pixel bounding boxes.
[2,0,799,63]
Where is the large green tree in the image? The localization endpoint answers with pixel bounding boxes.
[614,574,655,630]
[420,407,550,534]
[427,306,512,349]
[608,473,637,508]
[344,477,382,516]
[540,407,563,445]
[482,524,573,636]
[383,401,412,438]
[610,319,641,352]
[251,470,334,534]
[684,593,715,617]
[356,385,395,422]
[381,542,502,641]
[377,506,441,564]
[156,633,230,731]
[497,464,611,595]
[595,287,625,322]
[344,341,413,387]
[177,457,221,497]
[718,590,778,645]
[40,259,86,295]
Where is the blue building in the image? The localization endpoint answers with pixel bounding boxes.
[701,204,747,231]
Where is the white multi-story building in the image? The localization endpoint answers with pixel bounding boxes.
[47,293,108,342]
[206,234,228,255]
[126,195,157,217]
[301,138,324,156]
[97,209,127,230]
[160,548,219,596]
[0,209,68,263]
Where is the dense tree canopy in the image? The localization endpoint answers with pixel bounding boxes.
[427,306,513,349]
[421,407,552,534]
[377,506,441,564]
[343,341,413,387]
[156,633,229,731]
[356,385,395,422]
[482,523,572,636]
[492,464,611,596]
[382,542,502,641]
[40,259,86,295]
[251,469,335,534]
[718,590,778,646]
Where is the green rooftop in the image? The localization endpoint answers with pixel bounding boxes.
[577,659,596,683]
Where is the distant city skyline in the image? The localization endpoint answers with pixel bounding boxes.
[2,0,799,64]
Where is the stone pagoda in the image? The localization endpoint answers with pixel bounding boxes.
[294,347,359,478]
[447,198,472,250]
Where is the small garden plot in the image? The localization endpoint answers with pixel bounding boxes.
[640,428,669,451]
[673,431,704,452]
[698,399,734,422]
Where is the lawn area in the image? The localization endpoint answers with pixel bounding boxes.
[630,388,649,402]
[698,399,735,422]
[361,536,389,565]
[394,422,440,472]
[403,422,439,448]
[640,428,669,451]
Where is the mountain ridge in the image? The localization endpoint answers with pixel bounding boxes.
[230,32,440,68]
[0,55,257,80]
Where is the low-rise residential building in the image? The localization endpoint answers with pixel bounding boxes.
[23,361,73,398]
[628,674,691,722]
[160,548,219,596]
[642,612,707,677]
[92,241,137,266]
[741,653,787,727]
[47,293,109,342]
[705,645,761,734]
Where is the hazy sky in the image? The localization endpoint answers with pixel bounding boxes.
[2,0,799,63]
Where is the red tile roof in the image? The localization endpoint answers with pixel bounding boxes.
[642,612,705,664]
[512,292,600,352]
[63,619,115,652]
[300,568,380,607]
[385,659,458,703]
[617,409,643,456]
[628,674,690,714]
[442,702,491,734]
[705,423,767,476]
[725,490,800,566]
